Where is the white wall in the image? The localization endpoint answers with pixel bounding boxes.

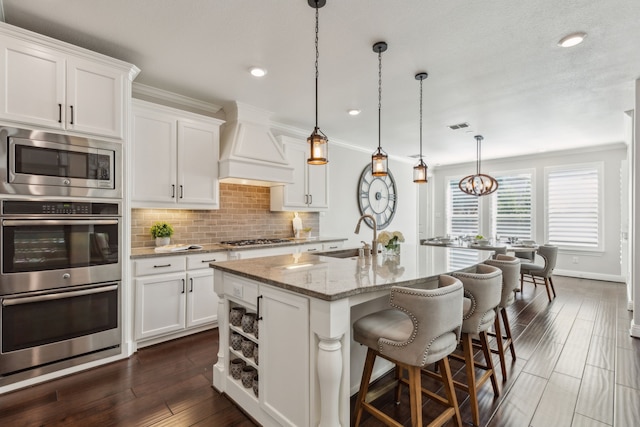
[429,144,627,281]
[319,143,418,248]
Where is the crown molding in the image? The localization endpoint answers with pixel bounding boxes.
[132,83,222,114]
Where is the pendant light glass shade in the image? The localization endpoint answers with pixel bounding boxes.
[413,159,428,182]
[413,72,428,183]
[458,135,498,196]
[307,0,328,165]
[371,41,388,176]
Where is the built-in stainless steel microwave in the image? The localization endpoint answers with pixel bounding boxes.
[0,127,121,198]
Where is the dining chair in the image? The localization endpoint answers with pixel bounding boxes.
[483,255,520,381]
[520,244,557,301]
[352,275,464,427]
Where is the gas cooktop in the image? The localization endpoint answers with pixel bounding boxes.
[220,238,292,247]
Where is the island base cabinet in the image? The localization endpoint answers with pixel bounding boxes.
[260,285,309,427]
[214,272,309,427]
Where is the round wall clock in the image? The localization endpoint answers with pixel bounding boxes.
[357,164,398,230]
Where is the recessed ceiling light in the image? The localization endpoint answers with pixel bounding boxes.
[249,67,267,77]
[348,109,361,116]
[558,32,587,48]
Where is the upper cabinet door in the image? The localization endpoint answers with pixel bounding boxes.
[66,56,124,139]
[177,120,220,207]
[307,160,328,209]
[131,107,178,204]
[282,141,309,208]
[0,39,65,130]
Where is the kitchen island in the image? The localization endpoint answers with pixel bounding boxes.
[210,244,494,427]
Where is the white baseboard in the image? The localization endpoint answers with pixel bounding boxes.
[553,269,625,283]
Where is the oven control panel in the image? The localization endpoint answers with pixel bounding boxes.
[1,200,120,216]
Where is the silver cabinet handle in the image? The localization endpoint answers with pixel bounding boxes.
[69,105,74,124]
[307,248,317,252]
[309,194,313,205]
[58,104,62,123]
[180,185,184,199]
[3,219,118,226]
[181,278,185,294]
[171,184,176,198]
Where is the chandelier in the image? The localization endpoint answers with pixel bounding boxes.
[458,135,498,196]
[306,0,328,165]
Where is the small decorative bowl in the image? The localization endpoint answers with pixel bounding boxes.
[229,307,246,327]
[241,366,256,388]
[241,312,256,334]
[230,358,245,380]
[241,338,255,358]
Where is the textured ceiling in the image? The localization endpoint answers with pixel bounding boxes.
[3,0,640,165]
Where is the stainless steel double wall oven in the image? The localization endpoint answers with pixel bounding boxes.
[0,127,123,383]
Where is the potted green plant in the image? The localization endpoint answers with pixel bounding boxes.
[150,221,174,246]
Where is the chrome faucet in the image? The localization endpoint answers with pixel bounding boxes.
[355,215,378,255]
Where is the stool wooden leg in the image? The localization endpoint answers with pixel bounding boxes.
[493,313,507,381]
[461,333,480,426]
[479,331,500,396]
[501,308,516,360]
[353,348,376,427]
[439,357,462,427]
[407,365,423,427]
[520,273,524,293]
[549,276,557,297]
[395,365,402,404]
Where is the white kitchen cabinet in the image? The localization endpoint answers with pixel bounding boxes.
[131,99,224,209]
[0,25,135,139]
[270,136,328,211]
[214,272,309,427]
[134,252,228,344]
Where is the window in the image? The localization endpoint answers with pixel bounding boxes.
[446,179,480,269]
[446,179,479,236]
[545,163,602,250]
[492,173,533,240]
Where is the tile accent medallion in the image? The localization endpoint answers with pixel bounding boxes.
[131,183,320,248]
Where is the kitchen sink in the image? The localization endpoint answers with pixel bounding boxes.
[315,248,361,259]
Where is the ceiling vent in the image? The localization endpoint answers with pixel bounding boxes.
[448,122,470,130]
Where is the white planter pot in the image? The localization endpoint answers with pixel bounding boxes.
[155,237,170,247]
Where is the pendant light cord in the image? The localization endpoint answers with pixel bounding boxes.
[314,3,319,130]
[419,78,423,159]
[476,136,482,175]
[378,49,382,150]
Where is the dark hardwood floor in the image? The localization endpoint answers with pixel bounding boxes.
[0,276,638,426]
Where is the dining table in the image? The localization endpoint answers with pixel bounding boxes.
[421,237,539,254]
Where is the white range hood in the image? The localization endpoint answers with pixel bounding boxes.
[218,102,294,187]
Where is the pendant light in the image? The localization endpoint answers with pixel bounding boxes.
[371,41,388,176]
[413,72,428,183]
[458,135,499,196]
[307,0,328,165]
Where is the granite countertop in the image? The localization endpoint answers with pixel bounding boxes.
[210,244,495,301]
[130,237,347,259]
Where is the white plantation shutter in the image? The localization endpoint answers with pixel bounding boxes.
[446,179,481,269]
[492,174,532,239]
[546,164,602,250]
[447,179,479,236]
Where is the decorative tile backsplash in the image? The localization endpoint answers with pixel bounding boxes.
[131,183,320,248]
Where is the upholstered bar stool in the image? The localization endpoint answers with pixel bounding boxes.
[520,244,558,302]
[352,275,464,427]
[483,255,521,381]
[448,264,502,427]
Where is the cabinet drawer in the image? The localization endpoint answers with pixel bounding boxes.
[186,252,228,270]
[223,274,258,306]
[322,242,343,251]
[134,256,186,276]
[299,243,323,253]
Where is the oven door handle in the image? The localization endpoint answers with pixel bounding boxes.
[2,284,118,306]
[2,219,118,226]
